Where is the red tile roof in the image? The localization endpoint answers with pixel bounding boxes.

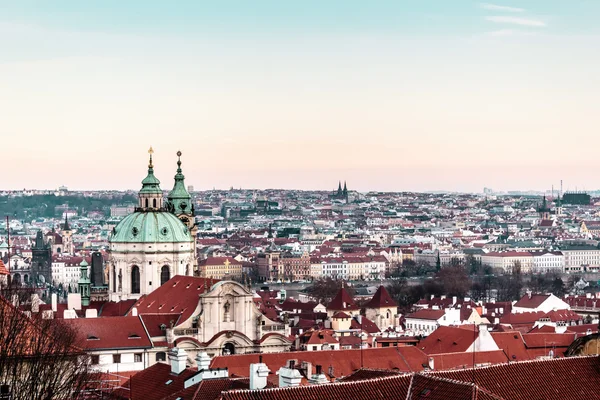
[406,309,445,321]
[210,347,427,379]
[66,316,152,350]
[490,332,531,361]
[350,317,380,334]
[140,313,181,337]
[513,294,550,309]
[418,326,478,355]
[199,257,242,266]
[0,260,8,275]
[119,361,196,400]
[364,285,397,309]
[130,275,215,325]
[327,287,360,311]
[434,356,600,400]
[429,350,508,370]
[220,373,500,400]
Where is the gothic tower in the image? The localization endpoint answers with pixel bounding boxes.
[61,215,73,255]
[538,196,551,220]
[31,230,52,285]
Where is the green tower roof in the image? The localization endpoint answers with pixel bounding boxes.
[140,147,162,194]
[167,150,192,213]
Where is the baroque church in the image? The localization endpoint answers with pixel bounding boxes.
[107,148,196,301]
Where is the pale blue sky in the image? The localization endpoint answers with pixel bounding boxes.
[1,1,599,192]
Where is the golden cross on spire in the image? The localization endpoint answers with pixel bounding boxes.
[148,146,154,168]
[224,259,231,268]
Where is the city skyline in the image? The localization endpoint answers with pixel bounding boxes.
[3,1,600,192]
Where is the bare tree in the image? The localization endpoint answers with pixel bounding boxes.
[0,281,98,399]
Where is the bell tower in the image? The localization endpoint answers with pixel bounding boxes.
[167,151,196,235]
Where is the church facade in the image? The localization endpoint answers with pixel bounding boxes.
[107,148,196,301]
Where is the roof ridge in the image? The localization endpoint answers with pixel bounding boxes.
[223,373,413,395]
[433,354,599,374]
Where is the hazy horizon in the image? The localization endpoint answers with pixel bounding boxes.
[3,1,599,192]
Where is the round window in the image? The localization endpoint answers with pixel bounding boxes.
[132,227,139,236]
[161,227,168,236]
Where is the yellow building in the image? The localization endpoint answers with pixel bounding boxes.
[199,257,243,280]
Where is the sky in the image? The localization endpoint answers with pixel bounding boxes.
[1,1,600,193]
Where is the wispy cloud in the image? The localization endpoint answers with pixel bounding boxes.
[485,16,546,27]
[480,3,525,13]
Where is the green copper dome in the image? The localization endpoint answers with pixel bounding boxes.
[110,211,193,244]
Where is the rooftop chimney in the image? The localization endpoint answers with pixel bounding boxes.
[31,294,40,313]
[169,347,188,375]
[278,365,302,388]
[308,364,329,385]
[51,293,57,313]
[428,357,434,370]
[249,360,271,390]
[301,361,313,380]
[196,352,211,371]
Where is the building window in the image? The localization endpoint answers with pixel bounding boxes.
[156,352,166,362]
[134,353,142,362]
[161,266,170,286]
[91,355,100,365]
[113,354,121,364]
[131,266,140,294]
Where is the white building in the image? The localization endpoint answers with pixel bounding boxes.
[404,308,461,336]
[530,251,565,273]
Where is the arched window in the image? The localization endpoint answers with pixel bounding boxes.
[153,199,157,208]
[113,266,117,292]
[160,266,170,286]
[131,266,140,294]
[145,199,149,208]
[155,352,166,362]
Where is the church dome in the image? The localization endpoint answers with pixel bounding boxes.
[110,211,193,244]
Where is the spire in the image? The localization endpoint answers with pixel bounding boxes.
[337,181,342,195]
[140,147,162,194]
[167,150,192,215]
[138,147,163,210]
[343,181,347,193]
[63,214,71,232]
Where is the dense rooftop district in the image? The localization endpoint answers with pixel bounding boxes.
[4,176,600,399]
